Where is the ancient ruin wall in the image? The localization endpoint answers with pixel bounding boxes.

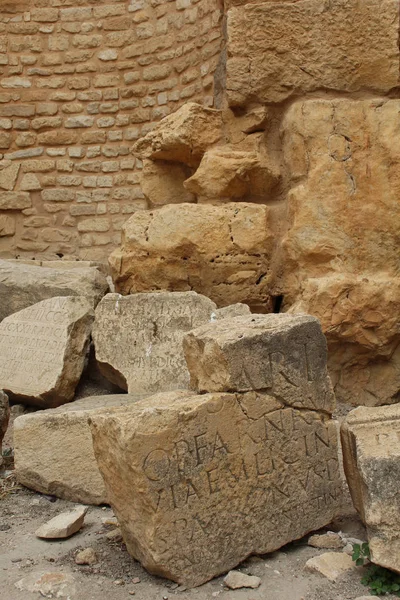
[0,0,223,260]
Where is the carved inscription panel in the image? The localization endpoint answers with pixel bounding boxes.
[0,296,92,404]
[92,292,216,394]
[92,391,342,587]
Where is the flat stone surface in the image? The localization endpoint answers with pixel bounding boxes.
[92,292,217,394]
[305,552,355,582]
[15,572,76,598]
[226,0,399,105]
[35,506,88,539]
[14,394,147,504]
[214,303,251,320]
[341,405,400,573]
[0,190,31,210]
[90,390,341,587]
[0,296,93,408]
[183,314,335,413]
[0,260,108,321]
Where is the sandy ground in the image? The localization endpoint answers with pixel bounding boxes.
[1,384,398,600]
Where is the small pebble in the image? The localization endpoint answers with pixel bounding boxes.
[132,577,140,584]
[128,592,135,596]
[114,579,125,586]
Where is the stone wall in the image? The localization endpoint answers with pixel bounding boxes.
[0,0,223,259]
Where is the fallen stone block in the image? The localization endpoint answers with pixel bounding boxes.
[305,552,356,582]
[0,260,108,321]
[14,394,145,504]
[133,102,222,166]
[183,314,335,413]
[341,405,400,573]
[93,292,216,394]
[35,505,88,539]
[109,203,273,312]
[0,297,93,408]
[90,389,341,586]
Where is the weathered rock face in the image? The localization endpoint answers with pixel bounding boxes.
[90,391,341,586]
[288,276,400,407]
[341,405,400,573]
[92,292,217,394]
[183,314,335,412]
[109,203,273,312]
[0,390,10,469]
[226,0,399,106]
[141,160,195,207]
[133,103,223,167]
[0,297,93,408]
[0,260,108,321]
[214,303,250,320]
[281,99,400,406]
[14,394,145,505]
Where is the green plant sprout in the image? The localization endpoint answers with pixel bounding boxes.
[352,543,400,597]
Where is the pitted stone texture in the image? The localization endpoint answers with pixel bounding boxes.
[141,159,196,207]
[289,276,400,407]
[109,203,273,312]
[0,260,108,321]
[184,314,335,413]
[341,405,400,573]
[92,292,216,394]
[90,390,341,587]
[214,303,251,320]
[226,0,399,106]
[0,296,93,408]
[14,394,147,505]
[184,148,280,201]
[0,390,10,469]
[133,103,222,167]
[281,99,400,406]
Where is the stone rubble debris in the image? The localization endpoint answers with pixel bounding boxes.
[304,552,356,582]
[35,505,88,540]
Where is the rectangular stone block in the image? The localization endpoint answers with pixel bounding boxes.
[0,191,31,210]
[90,389,341,586]
[184,314,335,413]
[14,394,148,505]
[226,0,399,105]
[341,405,400,573]
[92,292,217,394]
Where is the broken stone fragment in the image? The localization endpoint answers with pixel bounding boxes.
[92,292,216,394]
[341,404,400,573]
[75,547,97,565]
[90,386,341,587]
[0,259,108,321]
[0,296,93,408]
[183,314,335,413]
[109,203,273,312]
[223,570,261,589]
[184,148,280,201]
[133,102,222,166]
[308,532,344,550]
[35,505,88,539]
[14,394,146,504]
[304,552,356,582]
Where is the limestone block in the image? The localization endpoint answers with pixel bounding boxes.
[92,292,217,394]
[0,390,9,469]
[36,506,88,539]
[90,389,341,586]
[0,260,108,321]
[341,405,400,573]
[288,276,400,407]
[14,394,146,504]
[305,552,355,582]
[0,214,15,237]
[109,203,273,311]
[141,159,195,206]
[133,102,222,166]
[0,162,20,191]
[214,303,251,320]
[0,191,31,210]
[184,148,279,200]
[184,314,335,413]
[226,0,399,106]
[0,296,93,408]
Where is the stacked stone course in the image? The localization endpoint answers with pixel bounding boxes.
[0,0,223,259]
